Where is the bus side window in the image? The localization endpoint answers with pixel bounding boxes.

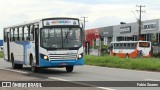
[4,30,7,42]
[27,25,30,41]
[128,43,130,49]
[14,28,18,41]
[19,27,23,41]
[134,43,137,48]
[116,43,119,49]
[123,43,127,49]
[10,28,14,42]
[120,43,123,49]
[24,26,28,41]
[121,43,124,49]
[132,43,136,49]
[30,25,34,41]
[114,43,117,49]
[117,43,120,49]
[131,43,134,49]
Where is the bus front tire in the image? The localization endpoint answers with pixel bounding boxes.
[66,66,74,72]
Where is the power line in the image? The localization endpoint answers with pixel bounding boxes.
[136,5,145,40]
[131,10,138,21]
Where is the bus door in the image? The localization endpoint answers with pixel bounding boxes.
[34,24,39,65]
[7,32,10,61]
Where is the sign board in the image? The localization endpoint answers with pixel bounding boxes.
[43,19,79,26]
[143,22,156,31]
[120,26,131,34]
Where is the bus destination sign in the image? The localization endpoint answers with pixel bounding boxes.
[43,19,79,26]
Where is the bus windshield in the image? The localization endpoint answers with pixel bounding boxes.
[139,42,150,47]
[41,28,82,49]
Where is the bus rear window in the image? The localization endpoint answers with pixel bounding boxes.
[139,42,150,47]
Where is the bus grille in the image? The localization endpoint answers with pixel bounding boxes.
[49,53,77,60]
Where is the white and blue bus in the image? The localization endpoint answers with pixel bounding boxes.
[3,17,84,72]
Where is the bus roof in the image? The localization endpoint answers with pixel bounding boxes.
[4,19,40,29]
[4,17,79,29]
[111,41,151,43]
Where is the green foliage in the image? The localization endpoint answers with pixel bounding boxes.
[153,52,160,58]
[102,45,108,49]
[84,55,160,71]
[0,51,4,58]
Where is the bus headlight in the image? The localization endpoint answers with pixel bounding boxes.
[78,54,82,58]
[40,53,49,60]
[78,53,83,59]
[44,56,48,60]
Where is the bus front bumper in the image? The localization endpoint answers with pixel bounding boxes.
[39,58,84,67]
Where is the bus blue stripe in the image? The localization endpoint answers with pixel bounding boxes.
[15,41,31,65]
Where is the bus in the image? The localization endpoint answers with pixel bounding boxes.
[3,17,84,72]
[109,41,152,58]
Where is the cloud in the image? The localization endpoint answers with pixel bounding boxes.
[0,0,160,39]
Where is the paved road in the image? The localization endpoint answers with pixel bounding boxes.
[0,58,160,90]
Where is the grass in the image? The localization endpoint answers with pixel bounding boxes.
[0,51,4,58]
[84,55,160,71]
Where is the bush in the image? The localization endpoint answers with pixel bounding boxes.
[84,55,160,71]
[153,52,160,58]
[0,51,4,58]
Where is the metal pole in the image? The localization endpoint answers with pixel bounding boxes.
[136,5,145,40]
[139,6,142,40]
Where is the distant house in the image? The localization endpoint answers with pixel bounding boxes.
[0,40,3,46]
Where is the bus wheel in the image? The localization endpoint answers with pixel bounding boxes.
[126,54,129,58]
[66,66,74,72]
[11,55,16,69]
[11,54,23,69]
[11,54,17,69]
[31,58,38,72]
[18,64,23,69]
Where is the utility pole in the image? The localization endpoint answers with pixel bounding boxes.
[81,17,88,30]
[81,17,88,55]
[81,16,88,41]
[136,5,145,40]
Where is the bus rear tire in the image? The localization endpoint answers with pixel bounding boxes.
[66,66,74,72]
[18,64,23,69]
[11,54,22,69]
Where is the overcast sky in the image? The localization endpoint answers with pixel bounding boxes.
[0,0,160,39]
